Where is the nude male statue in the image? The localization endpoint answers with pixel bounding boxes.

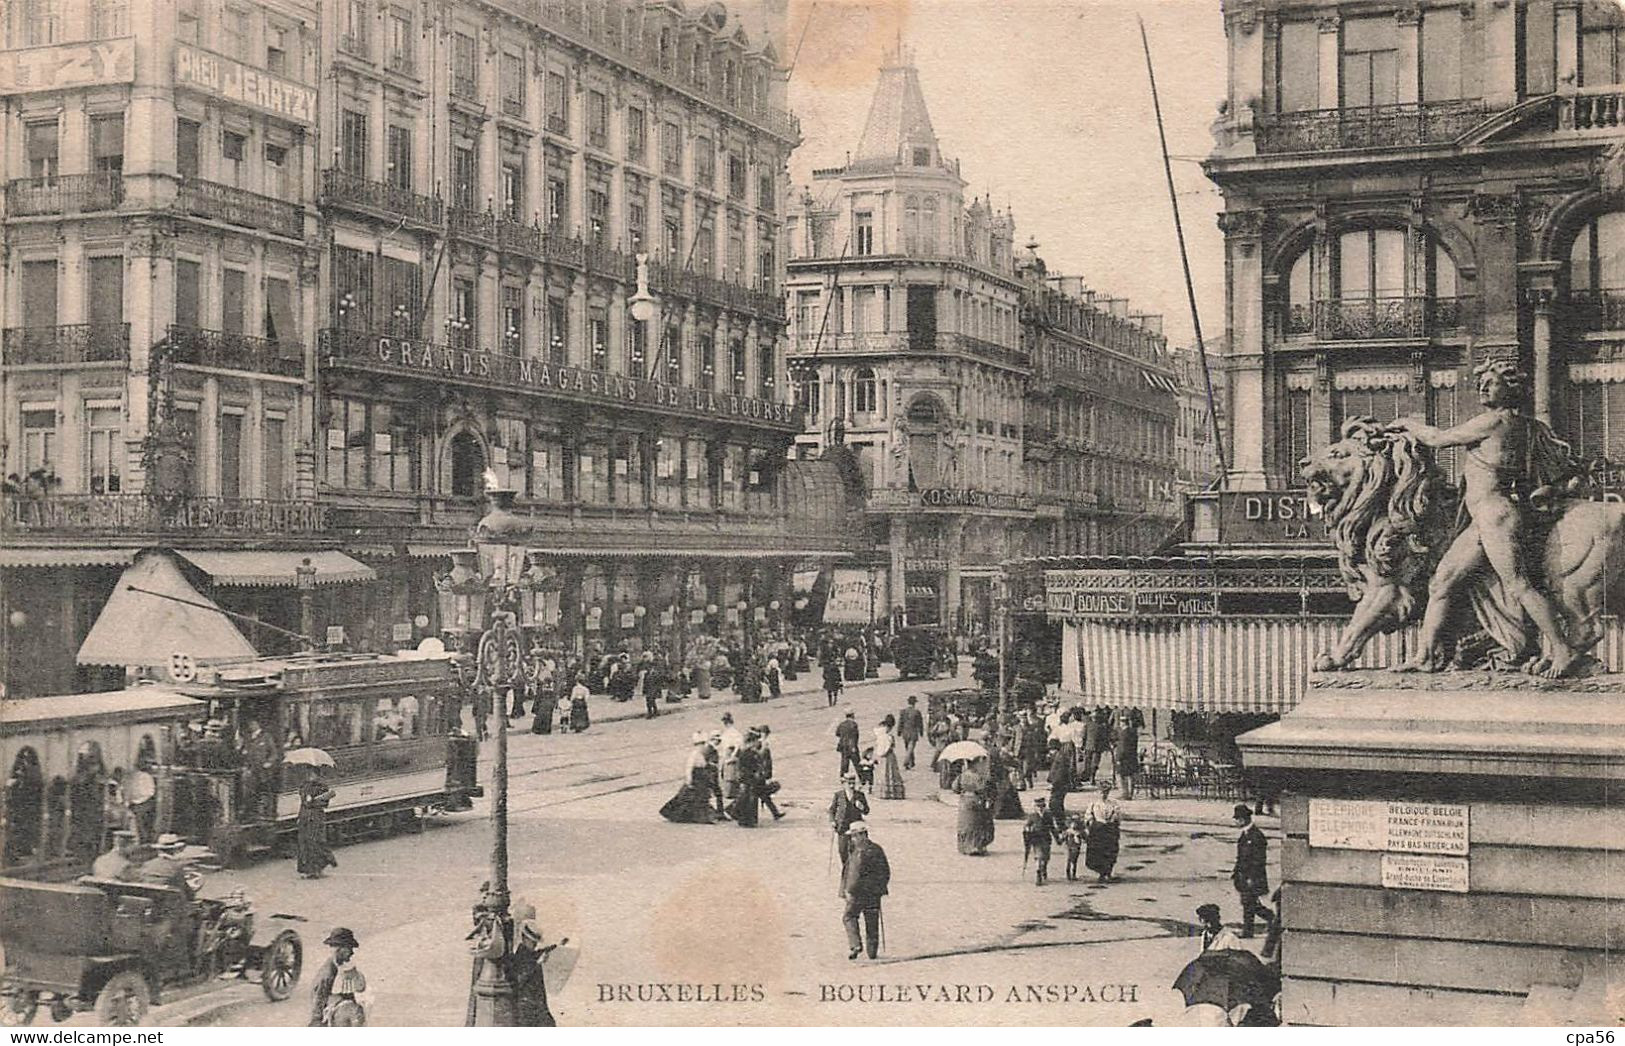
[1386,360,1584,678]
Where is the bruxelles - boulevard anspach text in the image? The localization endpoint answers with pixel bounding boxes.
[820,983,1140,1004]
[597,983,767,1003]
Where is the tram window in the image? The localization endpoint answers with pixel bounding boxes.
[306,700,363,750]
[396,695,420,739]
[136,734,158,771]
[45,777,69,858]
[373,698,405,742]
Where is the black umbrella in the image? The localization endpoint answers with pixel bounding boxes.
[1172,949,1281,1013]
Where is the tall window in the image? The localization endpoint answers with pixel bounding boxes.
[387,126,413,190]
[921,198,938,254]
[220,410,244,497]
[547,175,567,230]
[341,0,369,53]
[758,171,774,211]
[221,4,248,59]
[1420,8,1462,101]
[452,33,478,98]
[453,146,477,210]
[386,8,414,73]
[333,246,372,327]
[1276,20,1320,113]
[588,188,609,245]
[757,222,776,292]
[728,154,746,201]
[25,122,57,180]
[340,110,368,177]
[757,342,774,398]
[665,321,683,385]
[221,130,245,186]
[696,212,716,274]
[21,408,57,475]
[547,72,568,132]
[86,405,121,493]
[174,259,200,328]
[853,367,878,413]
[794,372,821,419]
[1341,15,1398,108]
[501,50,525,115]
[663,122,682,176]
[221,268,246,335]
[265,414,288,496]
[1337,228,1407,301]
[588,90,609,146]
[589,309,608,371]
[699,333,716,387]
[547,298,567,364]
[695,136,714,188]
[501,285,524,354]
[380,258,420,335]
[730,337,747,397]
[91,0,127,37]
[502,162,524,221]
[855,211,874,256]
[451,278,476,348]
[176,119,200,180]
[627,106,647,161]
[627,319,647,376]
[21,0,59,46]
[627,196,647,253]
[1582,2,1625,87]
[266,276,297,345]
[904,196,920,254]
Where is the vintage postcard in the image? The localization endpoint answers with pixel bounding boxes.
[0,0,1621,1030]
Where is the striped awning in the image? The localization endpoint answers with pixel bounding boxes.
[0,547,140,568]
[1063,617,1416,714]
[174,549,376,587]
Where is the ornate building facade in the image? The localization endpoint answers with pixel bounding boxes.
[786,54,1179,631]
[0,0,855,696]
[1208,0,1625,494]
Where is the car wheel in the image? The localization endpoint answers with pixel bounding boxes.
[93,972,148,1027]
[260,930,302,1002]
[0,992,37,1026]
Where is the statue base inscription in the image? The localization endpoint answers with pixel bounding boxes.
[1239,670,1625,1027]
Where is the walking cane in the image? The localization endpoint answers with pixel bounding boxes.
[827,828,835,876]
[878,908,886,957]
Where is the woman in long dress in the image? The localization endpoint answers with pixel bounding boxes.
[875,716,905,800]
[1083,781,1123,882]
[296,772,338,878]
[989,748,1026,820]
[954,761,995,855]
[660,734,720,824]
[568,676,591,732]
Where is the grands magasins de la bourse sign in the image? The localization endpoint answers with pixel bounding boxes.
[321,331,802,432]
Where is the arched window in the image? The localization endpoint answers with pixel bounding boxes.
[853,367,877,414]
[449,431,485,497]
[1569,211,1625,292]
[1285,249,1315,333]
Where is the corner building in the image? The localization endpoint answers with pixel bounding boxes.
[313,0,841,655]
[1209,0,1625,491]
[786,55,1180,631]
[0,0,336,695]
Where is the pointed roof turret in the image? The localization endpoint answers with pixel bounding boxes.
[850,48,942,171]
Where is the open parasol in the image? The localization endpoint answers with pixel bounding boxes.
[283,747,336,769]
[937,740,989,764]
[1172,949,1280,1013]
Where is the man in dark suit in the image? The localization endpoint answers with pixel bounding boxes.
[828,772,870,873]
[840,821,890,960]
[834,710,861,778]
[1047,739,1075,820]
[1231,804,1274,938]
[896,696,925,769]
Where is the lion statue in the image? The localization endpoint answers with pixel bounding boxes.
[1302,416,1625,674]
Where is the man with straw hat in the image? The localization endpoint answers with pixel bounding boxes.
[840,821,890,960]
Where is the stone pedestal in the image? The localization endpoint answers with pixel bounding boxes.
[1238,670,1625,1027]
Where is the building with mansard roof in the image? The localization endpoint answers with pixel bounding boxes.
[785,53,1179,633]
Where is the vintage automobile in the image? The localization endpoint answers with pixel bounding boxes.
[0,875,301,1026]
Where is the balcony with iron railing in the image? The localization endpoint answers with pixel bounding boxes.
[384,49,417,77]
[449,206,497,243]
[451,72,478,101]
[320,168,442,227]
[1255,99,1491,154]
[496,218,544,257]
[3,323,130,366]
[3,492,327,539]
[1279,296,1475,341]
[546,112,569,135]
[483,0,800,142]
[175,178,303,239]
[6,172,124,217]
[164,325,303,378]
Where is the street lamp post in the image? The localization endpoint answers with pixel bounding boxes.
[865,564,880,678]
[994,576,1009,717]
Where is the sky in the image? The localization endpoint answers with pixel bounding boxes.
[780,0,1229,348]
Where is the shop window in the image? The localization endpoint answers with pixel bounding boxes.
[449,431,484,497]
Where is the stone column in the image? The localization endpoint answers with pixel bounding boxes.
[1220,208,1269,489]
[944,515,964,630]
[888,517,907,615]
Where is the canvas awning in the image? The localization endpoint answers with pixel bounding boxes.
[78,552,258,667]
[0,547,140,568]
[1,687,205,736]
[173,549,376,587]
[1063,616,1414,714]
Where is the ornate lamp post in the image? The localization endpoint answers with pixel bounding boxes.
[295,557,317,651]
